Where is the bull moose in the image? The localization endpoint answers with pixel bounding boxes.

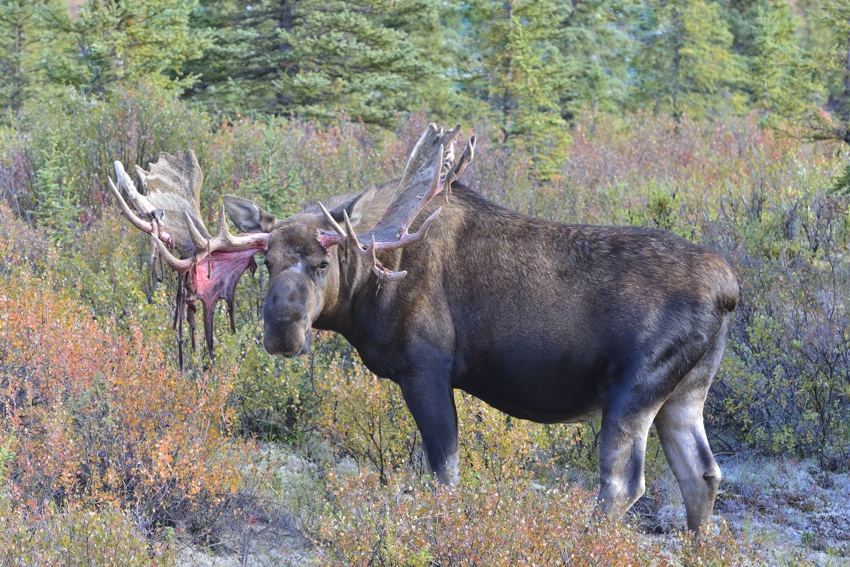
[108,124,738,532]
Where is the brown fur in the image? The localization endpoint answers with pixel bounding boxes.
[226,181,738,533]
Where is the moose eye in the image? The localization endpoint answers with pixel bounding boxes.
[263,259,271,269]
[319,261,329,270]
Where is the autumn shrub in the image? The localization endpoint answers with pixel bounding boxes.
[10,83,213,222]
[708,192,850,469]
[0,250,248,547]
[314,354,420,483]
[316,468,772,567]
[0,502,175,567]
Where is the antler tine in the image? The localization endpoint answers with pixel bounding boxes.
[151,233,194,272]
[317,201,348,251]
[215,205,239,247]
[443,135,476,188]
[108,176,156,234]
[343,210,364,252]
[376,268,408,282]
[319,201,346,240]
[367,239,407,282]
[356,234,376,259]
[185,211,209,253]
[393,206,441,248]
[115,161,159,219]
[133,164,149,192]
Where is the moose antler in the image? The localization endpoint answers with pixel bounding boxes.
[318,124,476,281]
[109,151,270,368]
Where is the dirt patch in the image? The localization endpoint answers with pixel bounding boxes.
[716,456,850,564]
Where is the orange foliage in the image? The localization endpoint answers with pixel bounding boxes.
[0,267,245,536]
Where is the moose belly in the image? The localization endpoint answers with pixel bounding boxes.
[452,340,612,424]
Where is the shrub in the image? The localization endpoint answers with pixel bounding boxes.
[317,469,771,567]
[0,248,247,545]
[12,83,213,221]
[0,503,175,567]
[315,354,420,483]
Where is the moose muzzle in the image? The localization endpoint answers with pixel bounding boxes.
[262,273,316,356]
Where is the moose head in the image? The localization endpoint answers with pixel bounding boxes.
[109,125,475,364]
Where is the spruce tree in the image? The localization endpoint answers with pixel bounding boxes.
[718,0,772,57]
[559,0,638,120]
[184,0,455,125]
[812,0,850,192]
[747,1,821,127]
[812,0,850,144]
[467,0,571,177]
[67,0,211,95]
[0,0,70,119]
[275,0,432,125]
[634,0,743,119]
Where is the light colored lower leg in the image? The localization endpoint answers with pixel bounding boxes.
[655,397,721,532]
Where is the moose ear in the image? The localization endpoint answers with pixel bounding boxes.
[328,186,376,228]
[224,195,277,233]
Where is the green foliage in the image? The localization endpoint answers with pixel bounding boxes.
[67,0,211,95]
[470,0,572,178]
[810,0,850,144]
[0,0,70,121]
[185,0,444,126]
[19,84,213,213]
[747,2,822,127]
[634,0,745,119]
[0,0,845,162]
[830,162,850,195]
[28,127,78,241]
[276,0,432,126]
[0,504,175,567]
[238,117,303,217]
[559,0,637,120]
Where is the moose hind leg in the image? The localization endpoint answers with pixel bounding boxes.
[653,318,729,532]
[654,396,720,532]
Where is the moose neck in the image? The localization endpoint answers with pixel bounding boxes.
[312,243,400,338]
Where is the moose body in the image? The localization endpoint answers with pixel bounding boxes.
[110,124,737,533]
[235,181,738,532]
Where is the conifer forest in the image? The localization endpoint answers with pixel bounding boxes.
[0,0,849,565]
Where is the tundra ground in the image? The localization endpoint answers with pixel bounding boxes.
[178,446,849,567]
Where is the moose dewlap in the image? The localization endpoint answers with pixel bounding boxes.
[109,123,738,533]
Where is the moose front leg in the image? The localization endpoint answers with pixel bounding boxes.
[399,376,460,485]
